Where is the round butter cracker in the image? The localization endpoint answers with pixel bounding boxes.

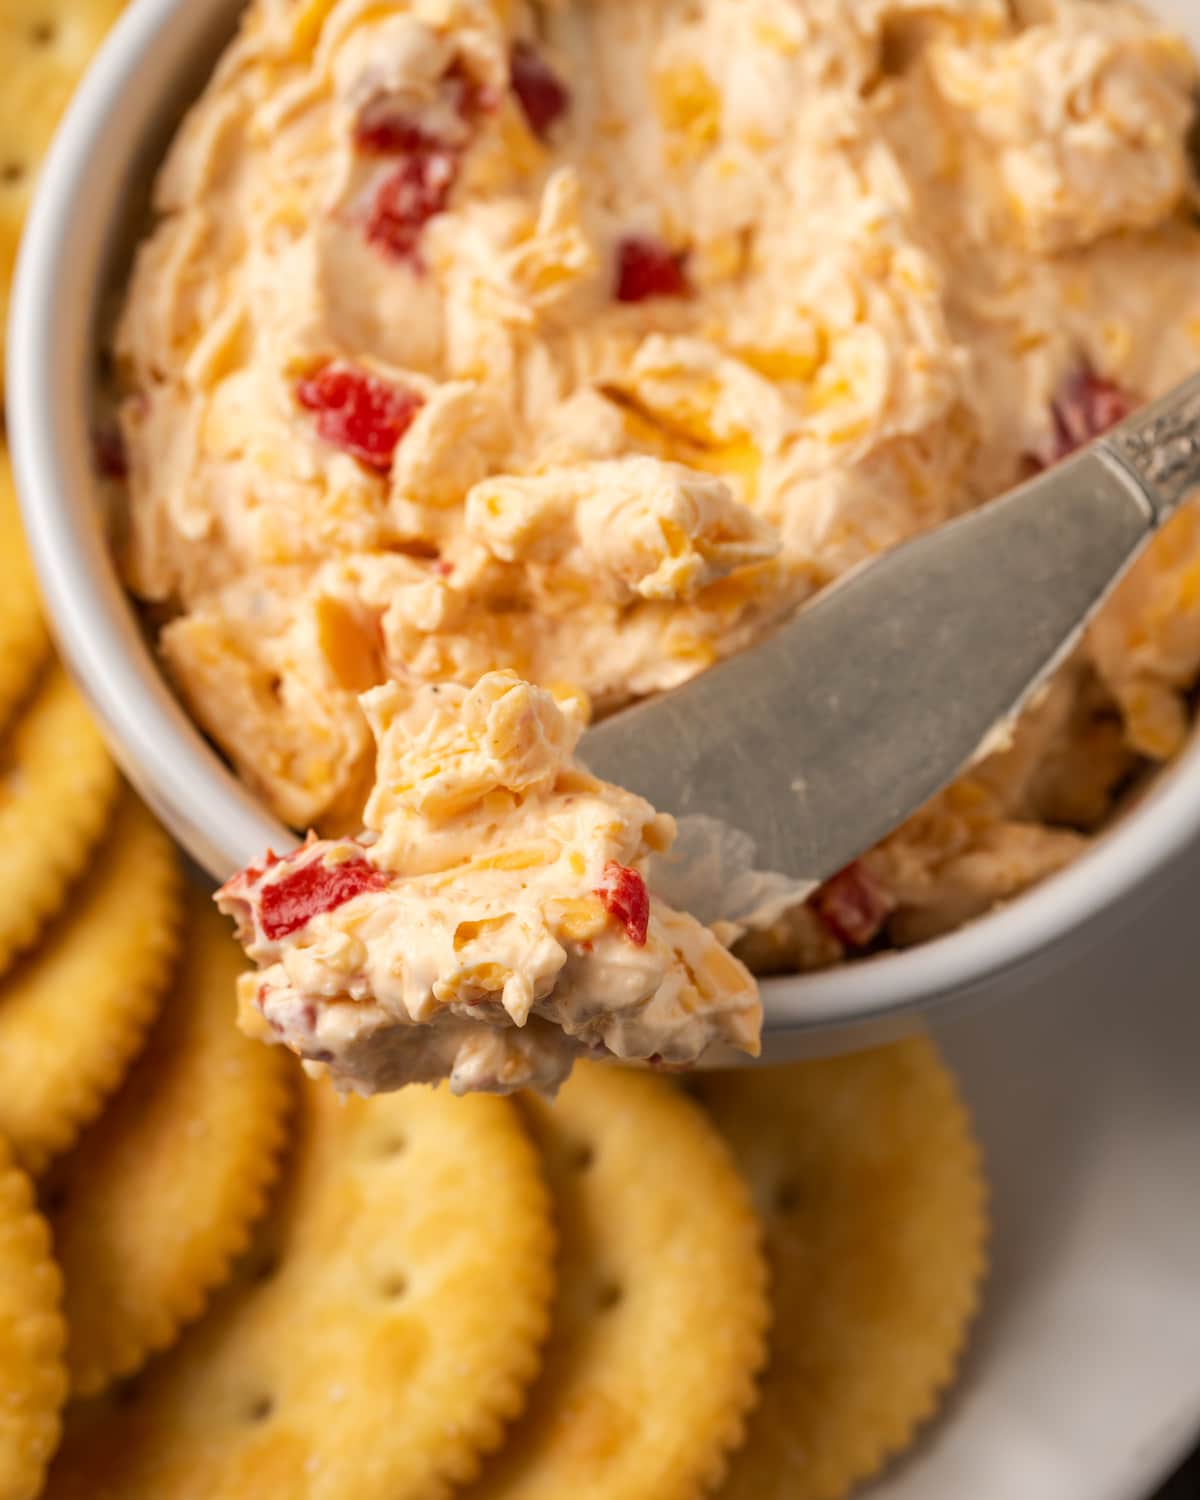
[0,447,49,739]
[0,1135,67,1500]
[0,789,181,1175]
[45,1070,557,1497]
[0,0,129,399]
[0,665,119,977]
[465,1061,770,1500]
[45,891,292,1397]
[697,1038,989,1500]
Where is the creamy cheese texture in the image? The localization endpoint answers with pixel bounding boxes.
[216,672,760,1093]
[118,0,1200,1079]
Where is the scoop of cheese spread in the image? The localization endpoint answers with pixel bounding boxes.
[216,671,759,1093]
[117,0,1200,1082]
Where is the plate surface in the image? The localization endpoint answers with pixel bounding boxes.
[869,849,1200,1500]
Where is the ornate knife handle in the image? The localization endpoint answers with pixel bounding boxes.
[1101,370,1200,527]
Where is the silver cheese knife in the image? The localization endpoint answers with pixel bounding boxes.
[581,373,1200,895]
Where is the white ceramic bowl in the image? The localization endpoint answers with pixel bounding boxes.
[9,0,1200,1059]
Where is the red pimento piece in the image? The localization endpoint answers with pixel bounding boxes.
[353,107,442,156]
[364,149,458,264]
[258,853,390,941]
[812,860,895,950]
[352,59,490,263]
[1042,364,1138,468]
[354,59,489,153]
[595,861,650,946]
[509,39,570,140]
[614,235,691,303]
[296,364,424,472]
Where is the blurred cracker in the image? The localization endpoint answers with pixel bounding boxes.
[0,788,180,1175]
[0,447,50,738]
[44,1069,556,1495]
[44,892,291,1397]
[0,0,128,399]
[697,1038,989,1500]
[0,1134,67,1500]
[466,1062,770,1500]
[0,665,118,976]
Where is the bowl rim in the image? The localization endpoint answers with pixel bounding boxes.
[9,0,1200,1040]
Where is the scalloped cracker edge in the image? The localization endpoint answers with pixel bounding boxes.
[0,666,119,977]
[44,1067,555,1496]
[698,1037,990,1500]
[0,1135,67,1500]
[46,891,292,1397]
[467,1062,771,1500]
[0,789,182,1174]
[0,446,49,738]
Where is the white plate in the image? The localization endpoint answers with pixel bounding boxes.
[865,852,1200,1500]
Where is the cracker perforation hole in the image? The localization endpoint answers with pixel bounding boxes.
[248,1251,280,1284]
[245,1393,275,1423]
[1,163,26,187]
[374,1132,407,1158]
[566,1141,594,1172]
[595,1279,623,1312]
[31,19,57,45]
[379,1271,408,1300]
[774,1178,803,1215]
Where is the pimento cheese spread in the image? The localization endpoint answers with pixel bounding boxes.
[115,0,1200,1088]
[217,672,759,1092]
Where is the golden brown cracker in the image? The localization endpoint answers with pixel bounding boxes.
[45,891,291,1397]
[0,1,128,397]
[0,664,119,976]
[0,789,181,1175]
[0,446,50,738]
[45,1072,556,1496]
[697,1038,989,1500]
[0,1134,67,1500]
[466,1062,770,1500]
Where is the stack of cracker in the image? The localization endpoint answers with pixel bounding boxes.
[0,8,990,1499]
